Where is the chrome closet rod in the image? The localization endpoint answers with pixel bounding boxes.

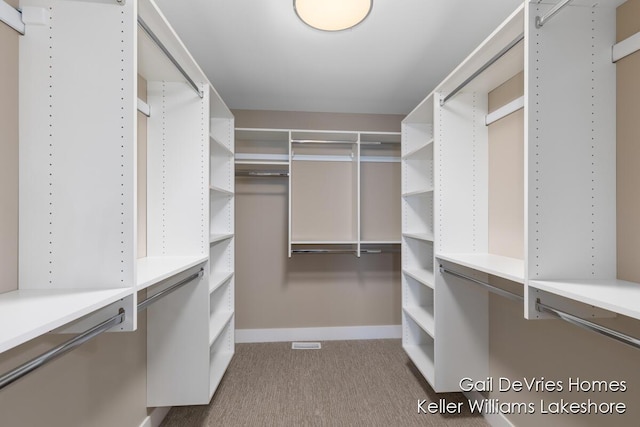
[0,310,126,390]
[235,171,289,177]
[536,300,640,350]
[291,139,357,145]
[292,249,356,254]
[439,33,524,107]
[0,268,204,391]
[439,266,524,302]
[535,0,574,29]
[138,268,204,312]
[137,16,203,99]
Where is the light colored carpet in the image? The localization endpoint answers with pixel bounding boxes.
[160,339,489,427]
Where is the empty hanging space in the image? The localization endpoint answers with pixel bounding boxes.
[290,131,359,247]
[360,133,401,245]
[435,5,525,283]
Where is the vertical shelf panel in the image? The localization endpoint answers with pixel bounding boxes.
[526,2,617,282]
[147,81,208,258]
[19,0,136,291]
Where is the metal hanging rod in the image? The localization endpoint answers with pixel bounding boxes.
[138,268,203,312]
[0,0,25,34]
[440,33,524,107]
[291,139,357,145]
[439,266,523,302]
[360,141,400,146]
[137,17,203,99]
[361,249,401,254]
[536,300,640,350]
[235,171,289,177]
[0,268,203,391]
[292,249,356,254]
[0,310,126,390]
[535,0,573,29]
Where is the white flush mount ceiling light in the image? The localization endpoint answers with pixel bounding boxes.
[294,0,373,32]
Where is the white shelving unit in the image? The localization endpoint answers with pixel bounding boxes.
[402,0,631,393]
[8,0,234,407]
[234,128,401,256]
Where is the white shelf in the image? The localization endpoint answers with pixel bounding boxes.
[362,240,401,245]
[436,253,524,284]
[210,135,233,154]
[403,306,435,338]
[210,233,234,244]
[0,288,132,353]
[210,185,234,195]
[209,348,234,398]
[402,188,434,197]
[291,240,358,245]
[235,160,290,166]
[403,269,435,289]
[529,279,640,321]
[209,311,234,346]
[403,344,435,386]
[209,271,234,294]
[136,255,207,290]
[235,153,289,164]
[402,139,434,159]
[402,232,434,243]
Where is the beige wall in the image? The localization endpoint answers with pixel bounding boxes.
[617,0,640,282]
[486,4,640,425]
[0,0,19,294]
[234,110,402,329]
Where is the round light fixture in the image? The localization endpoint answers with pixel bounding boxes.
[294,0,372,32]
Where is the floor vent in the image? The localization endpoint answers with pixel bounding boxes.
[291,342,321,350]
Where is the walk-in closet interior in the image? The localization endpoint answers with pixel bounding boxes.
[1,0,639,426]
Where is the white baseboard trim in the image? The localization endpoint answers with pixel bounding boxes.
[463,391,514,427]
[235,325,402,343]
[139,407,171,427]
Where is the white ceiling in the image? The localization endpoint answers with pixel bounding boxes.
[153,0,523,115]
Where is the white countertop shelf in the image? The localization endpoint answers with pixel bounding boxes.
[136,255,208,290]
[437,253,525,284]
[529,279,640,320]
[0,287,132,353]
[403,306,435,338]
[403,269,435,289]
[210,233,234,244]
[209,311,234,346]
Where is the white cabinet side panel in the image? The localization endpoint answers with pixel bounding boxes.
[19,0,136,289]
[147,268,210,406]
[526,3,617,280]
[147,82,208,257]
[435,92,488,254]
